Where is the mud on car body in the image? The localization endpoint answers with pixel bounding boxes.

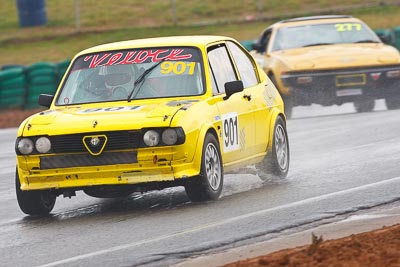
[15,36,289,215]
[251,15,400,117]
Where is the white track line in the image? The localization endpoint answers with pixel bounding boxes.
[37,176,400,267]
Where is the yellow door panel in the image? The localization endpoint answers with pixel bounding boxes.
[216,92,255,163]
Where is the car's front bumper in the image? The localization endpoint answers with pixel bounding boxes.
[17,148,200,191]
[280,65,400,105]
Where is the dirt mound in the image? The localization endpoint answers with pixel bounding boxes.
[225,224,400,267]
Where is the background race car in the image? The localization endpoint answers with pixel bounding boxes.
[251,15,400,118]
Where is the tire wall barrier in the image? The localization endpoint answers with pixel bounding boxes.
[0,60,70,109]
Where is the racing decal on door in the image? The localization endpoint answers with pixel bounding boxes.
[222,112,240,152]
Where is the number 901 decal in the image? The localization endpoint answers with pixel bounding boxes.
[160,61,196,75]
[222,112,239,152]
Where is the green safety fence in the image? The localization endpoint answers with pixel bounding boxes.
[240,39,255,52]
[392,26,400,50]
[0,60,70,110]
[0,67,26,109]
[26,62,58,109]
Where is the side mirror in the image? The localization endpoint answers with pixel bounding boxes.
[378,33,393,44]
[223,80,244,100]
[38,94,54,108]
[375,30,393,44]
[252,42,263,52]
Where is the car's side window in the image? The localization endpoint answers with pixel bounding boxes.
[208,67,219,95]
[226,41,258,88]
[208,45,237,94]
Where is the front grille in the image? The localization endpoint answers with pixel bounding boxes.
[40,151,137,169]
[50,131,141,153]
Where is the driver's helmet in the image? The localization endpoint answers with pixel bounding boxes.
[96,64,137,99]
[102,64,136,88]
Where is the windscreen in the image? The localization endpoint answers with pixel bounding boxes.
[56,47,204,105]
[272,22,380,51]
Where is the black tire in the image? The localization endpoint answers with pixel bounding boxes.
[385,96,400,110]
[283,96,293,119]
[15,170,56,216]
[185,133,223,202]
[354,97,375,113]
[256,116,290,181]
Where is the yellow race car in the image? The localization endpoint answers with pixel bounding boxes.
[251,15,400,118]
[15,36,289,215]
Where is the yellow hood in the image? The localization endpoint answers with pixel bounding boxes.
[273,43,400,71]
[21,101,193,136]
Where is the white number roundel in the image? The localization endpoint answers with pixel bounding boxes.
[221,112,239,152]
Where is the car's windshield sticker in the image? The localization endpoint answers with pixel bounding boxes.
[77,106,143,114]
[160,61,196,75]
[81,49,193,69]
[335,23,362,32]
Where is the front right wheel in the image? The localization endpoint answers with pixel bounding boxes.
[16,170,56,216]
[283,96,293,119]
[185,133,223,202]
[256,116,290,181]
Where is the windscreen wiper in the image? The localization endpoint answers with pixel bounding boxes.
[127,58,166,102]
[354,40,380,43]
[302,43,334,47]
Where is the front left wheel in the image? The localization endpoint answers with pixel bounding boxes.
[385,95,400,110]
[16,170,56,216]
[185,133,223,202]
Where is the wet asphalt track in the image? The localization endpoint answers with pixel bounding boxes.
[0,99,400,267]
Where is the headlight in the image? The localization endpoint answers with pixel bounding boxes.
[17,138,34,155]
[35,137,51,153]
[143,130,160,147]
[162,129,178,145]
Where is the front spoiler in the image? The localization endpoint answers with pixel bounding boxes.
[17,160,199,191]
